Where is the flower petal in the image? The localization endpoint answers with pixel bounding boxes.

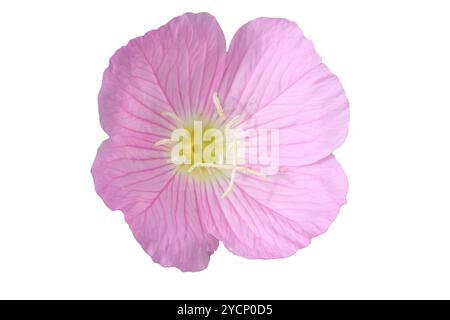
[217,18,349,166]
[92,135,174,211]
[198,155,348,259]
[99,12,226,142]
[92,136,218,271]
[125,174,219,272]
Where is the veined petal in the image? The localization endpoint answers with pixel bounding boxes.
[199,156,348,258]
[94,13,227,271]
[92,136,218,271]
[217,18,349,166]
[99,12,227,142]
[125,174,219,272]
[92,135,174,211]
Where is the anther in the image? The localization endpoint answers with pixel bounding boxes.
[154,138,172,146]
[161,111,182,123]
[213,92,225,118]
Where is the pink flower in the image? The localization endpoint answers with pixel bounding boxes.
[92,12,349,271]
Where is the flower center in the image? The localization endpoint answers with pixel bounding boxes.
[155,93,266,197]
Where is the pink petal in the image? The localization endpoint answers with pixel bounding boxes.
[93,13,227,271]
[217,18,349,166]
[198,155,348,258]
[92,136,219,271]
[92,135,174,211]
[125,173,219,272]
[99,12,226,142]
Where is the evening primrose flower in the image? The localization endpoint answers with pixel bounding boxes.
[92,12,349,271]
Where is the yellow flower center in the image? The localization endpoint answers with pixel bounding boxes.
[155,93,266,197]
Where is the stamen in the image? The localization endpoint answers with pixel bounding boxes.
[221,137,238,198]
[238,167,269,179]
[161,111,182,123]
[187,162,232,172]
[225,115,240,130]
[221,167,236,198]
[213,92,225,118]
[188,162,266,178]
[154,138,172,146]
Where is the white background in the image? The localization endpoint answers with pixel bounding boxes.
[1,0,449,299]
